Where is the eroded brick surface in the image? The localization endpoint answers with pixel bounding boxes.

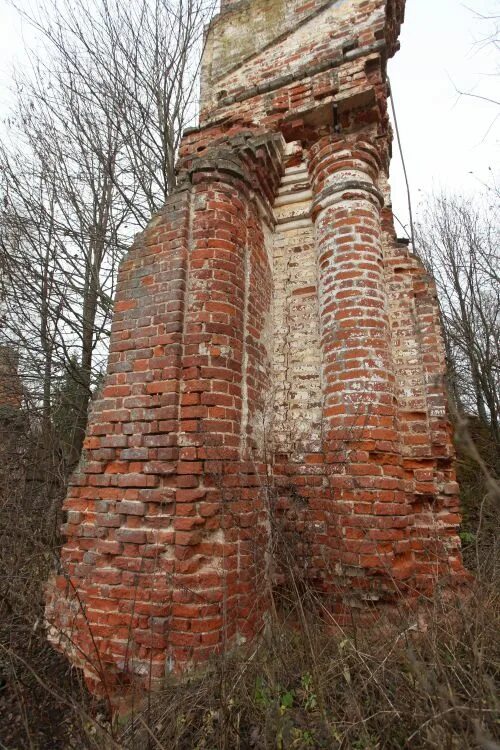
[46,0,467,697]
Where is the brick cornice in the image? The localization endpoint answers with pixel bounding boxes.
[179,131,285,216]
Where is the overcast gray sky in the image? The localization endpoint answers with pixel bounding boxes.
[388,0,498,232]
[0,0,498,237]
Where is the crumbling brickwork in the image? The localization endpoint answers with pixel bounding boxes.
[46,0,468,696]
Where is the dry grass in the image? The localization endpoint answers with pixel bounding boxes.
[118,582,499,750]
[0,420,105,749]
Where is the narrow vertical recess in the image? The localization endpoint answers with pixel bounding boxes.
[240,200,250,455]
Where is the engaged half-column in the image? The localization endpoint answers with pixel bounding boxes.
[309,137,411,608]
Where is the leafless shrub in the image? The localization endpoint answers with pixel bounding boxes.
[117,553,499,750]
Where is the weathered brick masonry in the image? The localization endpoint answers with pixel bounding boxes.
[46,0,468,695]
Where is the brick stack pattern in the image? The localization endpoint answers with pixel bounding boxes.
[46,0,467,697]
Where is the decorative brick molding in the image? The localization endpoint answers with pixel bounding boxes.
[46,0,467,698]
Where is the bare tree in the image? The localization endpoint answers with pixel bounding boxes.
[0,0,215,463]
[15,0,215,223]
[0,63,125,460]
[417,192,500,447]
[457,4,500,108]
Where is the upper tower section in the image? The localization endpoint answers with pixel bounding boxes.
[199,0,405,137]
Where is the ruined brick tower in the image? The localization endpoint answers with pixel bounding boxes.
[47,0,467,695]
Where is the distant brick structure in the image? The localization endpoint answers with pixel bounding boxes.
[0,345,22,412]
[0,345,24,481]
[47,0,467,696]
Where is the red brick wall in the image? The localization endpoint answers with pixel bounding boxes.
[46,0,467,698]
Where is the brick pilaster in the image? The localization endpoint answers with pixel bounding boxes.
[170,152,272,668]
[309,137,412,606]
[46,136,284,696]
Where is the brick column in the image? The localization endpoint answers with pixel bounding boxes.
[169,154,271,668]
[46,188,193,696]
[309,137,411,607]
[46,139,282,696]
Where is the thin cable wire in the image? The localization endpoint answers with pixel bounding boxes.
[387,75,417,252]
[393,212,411,240]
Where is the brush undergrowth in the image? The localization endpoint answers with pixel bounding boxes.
[0,419,498,750]
[116,576,499,750]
